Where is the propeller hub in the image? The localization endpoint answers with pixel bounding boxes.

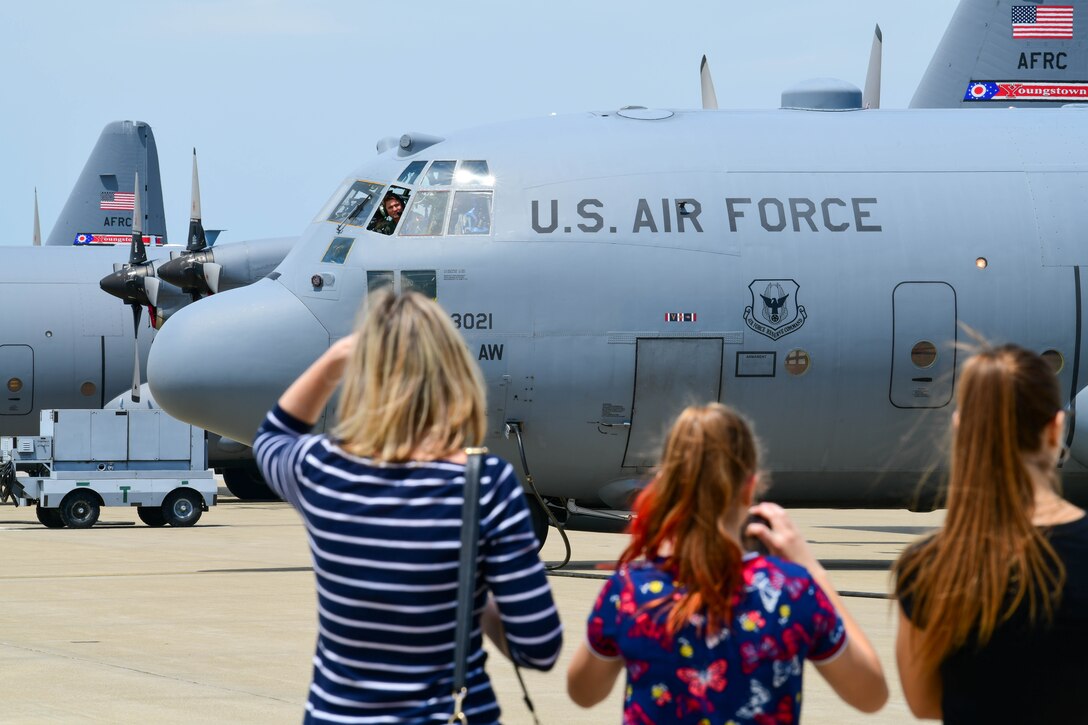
[99,264,156,306]
[157,251,213,293]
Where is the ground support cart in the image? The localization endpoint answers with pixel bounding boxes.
[0,409,217,528]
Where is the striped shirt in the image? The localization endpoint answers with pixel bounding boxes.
[255,405,563,724]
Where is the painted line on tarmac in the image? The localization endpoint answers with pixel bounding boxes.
[546,570,891,599]
[0,566,313,581]
[0,640,299,703]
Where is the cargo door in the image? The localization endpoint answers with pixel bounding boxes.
[890,282,957,408]
[623,337,723,467]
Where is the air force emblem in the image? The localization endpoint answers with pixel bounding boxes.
[743,279,807,340]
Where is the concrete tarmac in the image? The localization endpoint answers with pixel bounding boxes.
[0,490,943,723]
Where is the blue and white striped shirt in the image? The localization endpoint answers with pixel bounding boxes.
[255,405,563,724]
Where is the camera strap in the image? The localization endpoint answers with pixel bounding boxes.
[449,448,540,724]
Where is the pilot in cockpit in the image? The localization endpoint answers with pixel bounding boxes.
[367,192,405,235]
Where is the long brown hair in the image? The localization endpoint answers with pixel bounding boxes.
[620,403,760,635]
[895,344,1065,669]
[333,290,487,461]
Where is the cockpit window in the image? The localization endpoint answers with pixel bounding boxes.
[367,186,411,235]
[455,160,492,186]
[398,161,426,185]
[327,181,384,229]
[422,161,456,187]
[448,191,492,235]
[321,236,355,264]
[400,191,449,236]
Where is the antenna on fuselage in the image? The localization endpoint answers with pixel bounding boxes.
[700,55,719,110]
[32,188,41,246]
[864,24,882,109]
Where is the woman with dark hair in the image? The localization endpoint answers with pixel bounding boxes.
[254,290,562,724]
[567,403,887,722]
[895,344,1088,722]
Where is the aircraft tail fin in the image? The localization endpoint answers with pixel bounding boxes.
[46,120,168,247]
[912,0,1082,108]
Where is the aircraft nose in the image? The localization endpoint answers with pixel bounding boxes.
[148,279,330,443]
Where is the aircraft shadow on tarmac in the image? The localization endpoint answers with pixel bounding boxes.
[201,566,311,574]
[545,557,897,573]
[818,525,937,535]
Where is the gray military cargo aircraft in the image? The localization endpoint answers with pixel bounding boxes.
[0,121,294,498]
[146,0,1088,542]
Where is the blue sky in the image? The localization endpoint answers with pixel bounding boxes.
[0,1,958,246]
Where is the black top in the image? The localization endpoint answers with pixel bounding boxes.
[899,515,1088,724]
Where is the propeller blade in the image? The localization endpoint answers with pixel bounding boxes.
[187,148,207,253]
[700,55,719,110]
[864,24,882,110]
[131,304,142,404]
[143,275,161,308]
[203,262,222,295]
[130,171,146,265]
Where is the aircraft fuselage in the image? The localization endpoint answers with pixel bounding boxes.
[148,107,1088,508]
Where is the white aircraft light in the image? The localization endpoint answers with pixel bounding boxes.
[976,257,988,269]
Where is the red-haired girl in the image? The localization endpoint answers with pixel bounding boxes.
[567,403,886,722]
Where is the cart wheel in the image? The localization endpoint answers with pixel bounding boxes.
[35,506,65,528]
[137,506,167,527]
[162,489,203,527]
[59,491,101,529]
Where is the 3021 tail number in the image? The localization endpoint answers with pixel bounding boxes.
[450,313,493,330]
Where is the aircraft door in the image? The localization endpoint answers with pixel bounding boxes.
[623,337,723,468]
[890,282,957,408]
[0,345,33,415]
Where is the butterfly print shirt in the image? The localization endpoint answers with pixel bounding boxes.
[586,553,845,724]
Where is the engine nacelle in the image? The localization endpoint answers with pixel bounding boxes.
[1067,386,1088,469]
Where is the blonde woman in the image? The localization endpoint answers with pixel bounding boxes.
[895,344,1087,722]
[254,290,562,724]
